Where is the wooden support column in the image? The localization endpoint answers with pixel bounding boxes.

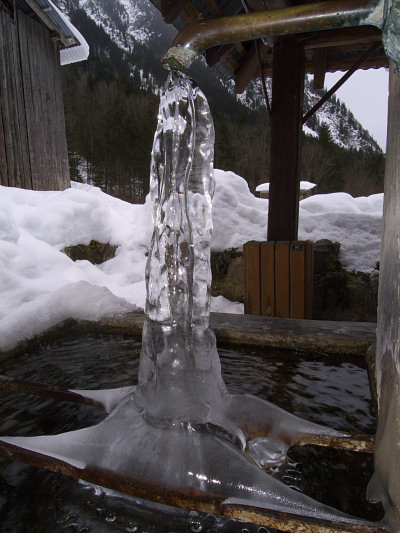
[267,37,304,241]
[368,61,400,532]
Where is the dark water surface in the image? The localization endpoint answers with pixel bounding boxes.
[0,331,381,532]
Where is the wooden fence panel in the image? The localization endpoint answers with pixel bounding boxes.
[244,240,314,319]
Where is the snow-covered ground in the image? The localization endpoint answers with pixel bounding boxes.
[0,169,383,351]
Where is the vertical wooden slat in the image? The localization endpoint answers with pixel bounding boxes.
[290,241,306,319]
[19,10,39,189]
[0,12,10,185]
[260,241,275,316]
[9,12,27,188]
[7,14,22,188]
[313,47,327,90]
[275,241,290,317]
[244,241,261,315]
[305,240,314,319]
[11,10,31,189]
[50,39,70,189]
[0,105,7,185]
[43,30,55,189]
[0,12,16,186]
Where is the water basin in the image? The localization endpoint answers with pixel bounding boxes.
[0,329,382,532]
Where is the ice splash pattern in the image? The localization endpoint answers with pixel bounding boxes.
[0,71,372,527]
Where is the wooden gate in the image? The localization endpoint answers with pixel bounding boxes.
[244,241,313,319]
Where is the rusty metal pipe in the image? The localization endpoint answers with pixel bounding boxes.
[162,0,383,70]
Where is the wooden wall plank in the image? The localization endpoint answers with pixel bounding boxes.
[0,105,8,185]
[1,13,16,186]
[0,12,10,185]
[244,241,261,315]
[18,10,40,189]
[17,12,34,189]
[260,241,275,316]
[305,240,314,319]
[290,241,306,319]
[275,241,290,317]
[8,15,23,188]
[48,37,70,189]
[31,14,49,189]
[11,10,32,189]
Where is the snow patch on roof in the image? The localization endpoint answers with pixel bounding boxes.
[256,181,316,192]
[48,0,89,65]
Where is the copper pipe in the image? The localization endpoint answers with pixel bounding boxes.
[162,0,382,70]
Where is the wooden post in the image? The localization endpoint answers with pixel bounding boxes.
[267,37,304,241]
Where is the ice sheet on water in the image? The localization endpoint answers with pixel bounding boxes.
[0,395,353,522]
[70,386,136,413]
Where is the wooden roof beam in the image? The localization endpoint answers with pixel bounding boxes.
[303,41,381,123]
[235,40,269,93]
[260,51,388,77]
[23,0,76,47]
[313,47,327,89]
[302,25,382,49]
[161,0,191,23]
[205,43,232,66]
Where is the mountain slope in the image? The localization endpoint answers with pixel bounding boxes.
[58,0,384,200]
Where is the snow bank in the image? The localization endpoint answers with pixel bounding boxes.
[298,192,383,271]
[212,170,267,250]
[0,171,383,351]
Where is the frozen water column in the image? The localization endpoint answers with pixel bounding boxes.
[367,61,400,532]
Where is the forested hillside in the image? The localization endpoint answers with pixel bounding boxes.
[60,0,385,203]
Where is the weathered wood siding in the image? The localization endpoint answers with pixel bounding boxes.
[0,8,70,190]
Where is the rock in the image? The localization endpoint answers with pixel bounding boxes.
[63,241,117,264]
[211,248,244,303]
[313,240,378,322]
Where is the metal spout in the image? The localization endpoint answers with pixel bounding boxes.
[162,0,383,70]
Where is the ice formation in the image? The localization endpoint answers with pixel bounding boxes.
[0,71,374,526]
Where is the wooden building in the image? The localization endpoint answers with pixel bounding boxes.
[0,0,88,190]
